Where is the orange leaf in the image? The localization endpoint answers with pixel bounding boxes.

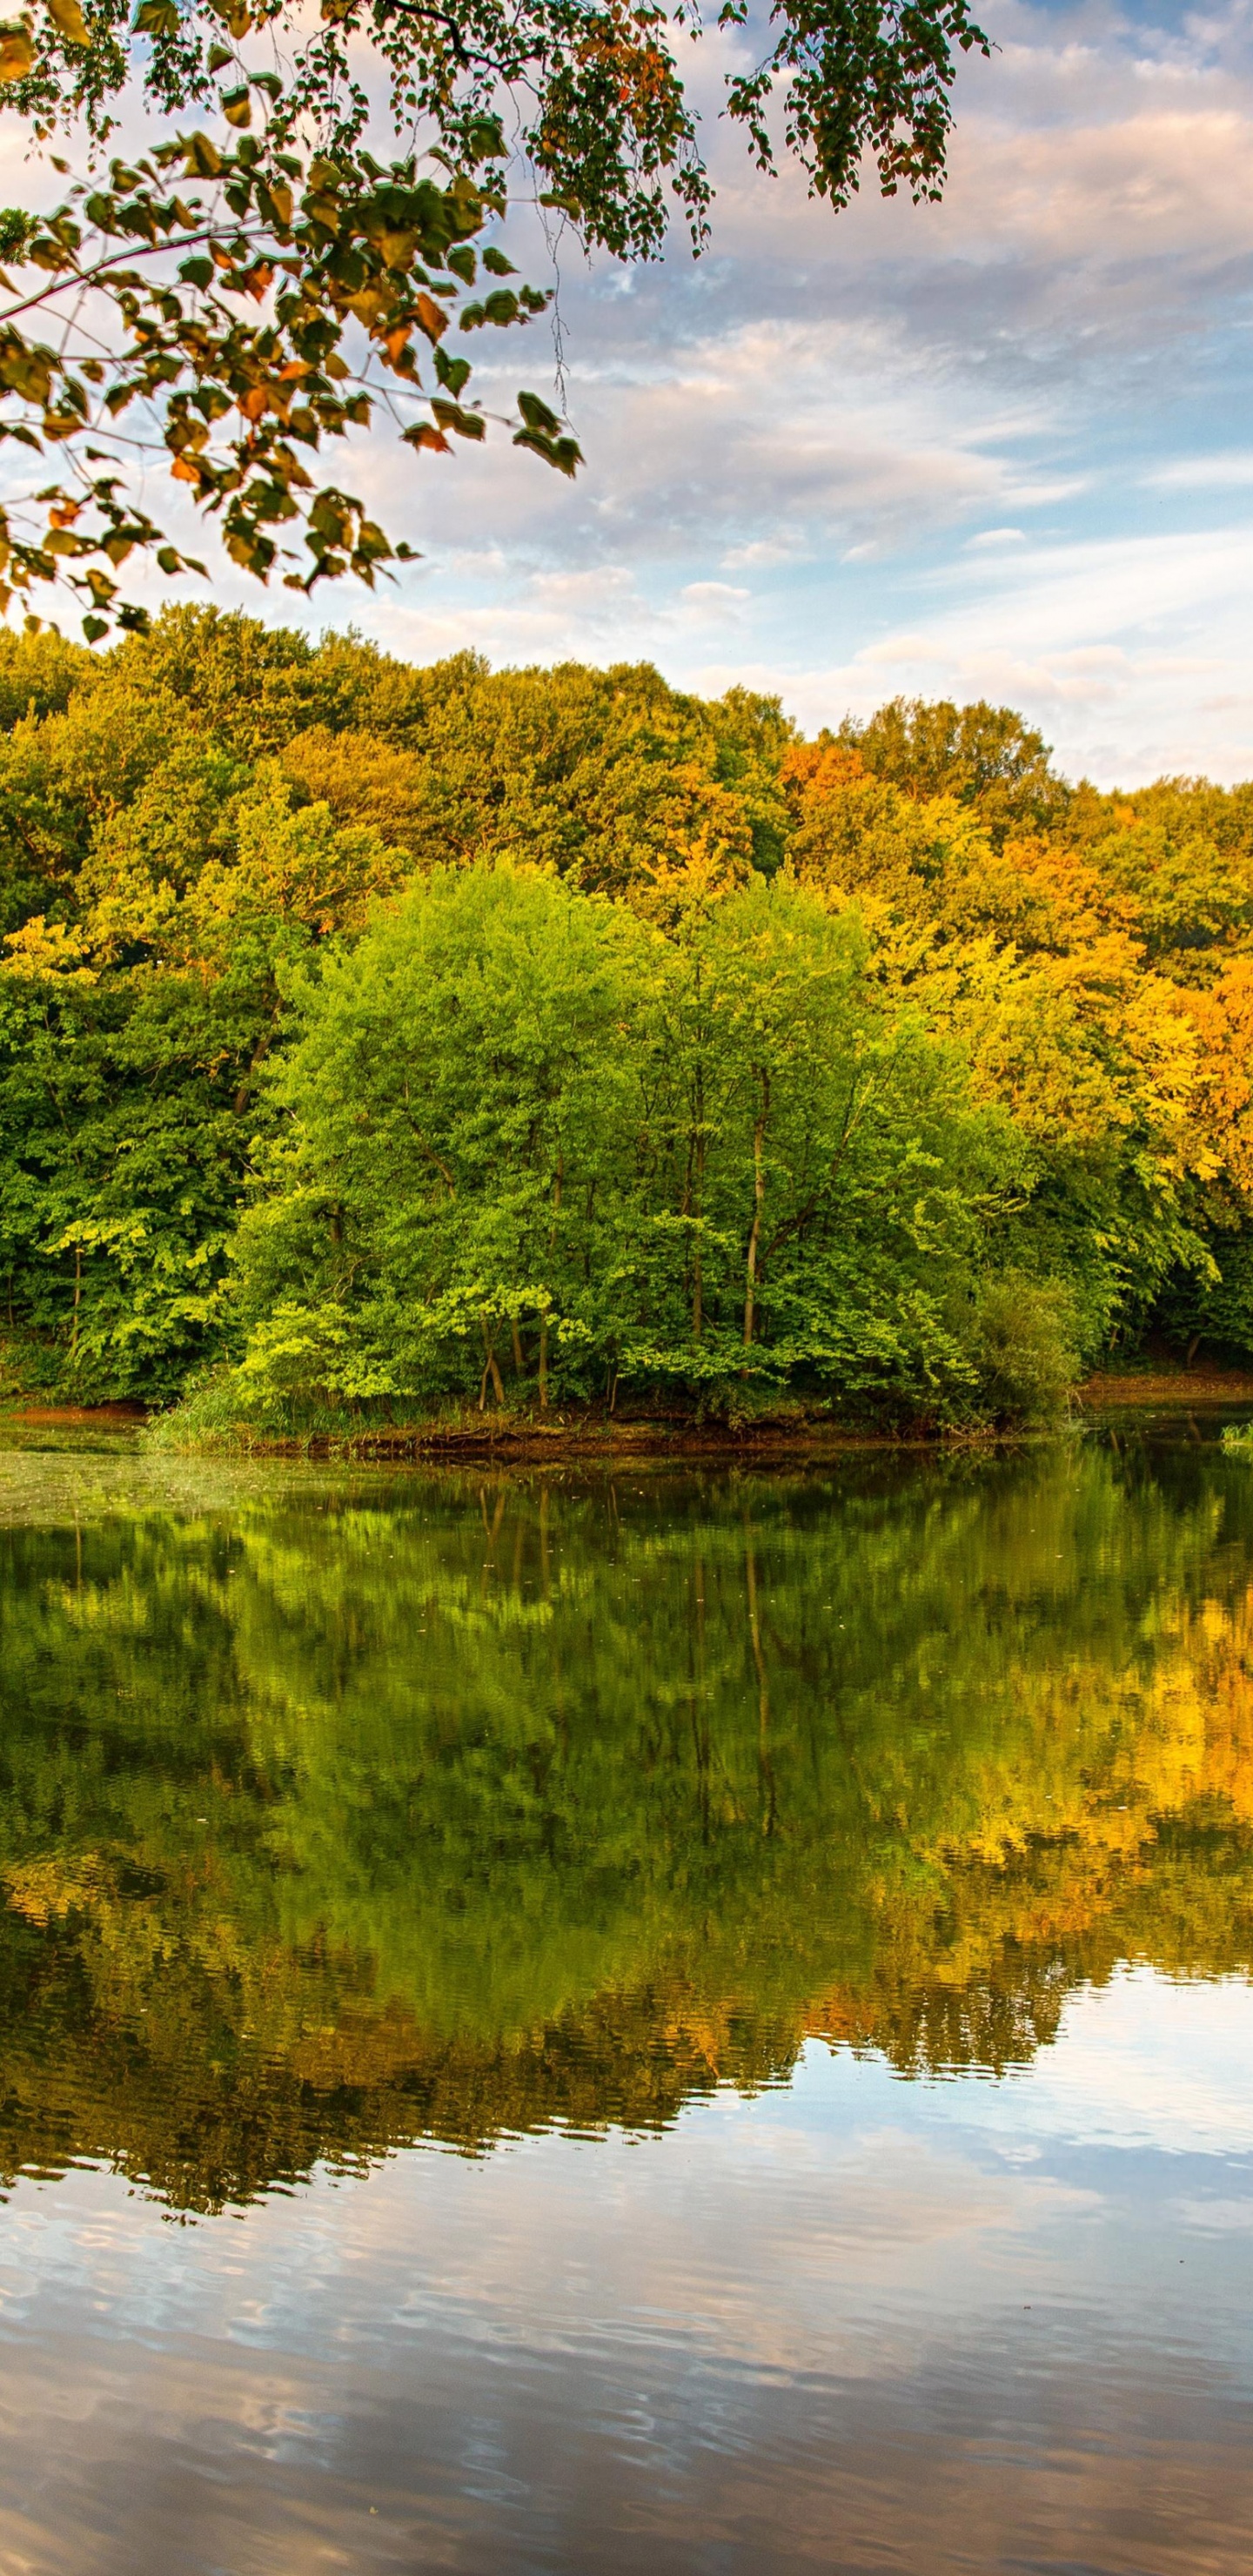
[413,292,448,345]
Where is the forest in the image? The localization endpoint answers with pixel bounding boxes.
[1,602,1251,1432]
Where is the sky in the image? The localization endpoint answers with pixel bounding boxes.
[9,0,1253,784]
[346,0,1253,788]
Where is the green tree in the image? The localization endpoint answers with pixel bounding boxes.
[0,952,253,1393]
[223,858,1032,1425]
[231,859,655,1413]
[837,696,1070,844]
[356,659,791,895]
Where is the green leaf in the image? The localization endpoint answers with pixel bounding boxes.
[512,426,581,477]
[433,348,470,397]
[257,178,292,228]
[0,207,37,257]
[353,517,391,563]
[0,345,54,406]
[466,116,504,163]
[431,398,484,441]
[516,389,561,436]
[182,131,223,178]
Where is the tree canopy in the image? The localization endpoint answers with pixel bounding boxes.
[0,0,989,633]
[0,616,1249,1423]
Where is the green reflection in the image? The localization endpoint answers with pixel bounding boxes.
[0,1432,1251,2210]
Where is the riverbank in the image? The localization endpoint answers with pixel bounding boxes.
[1074,1365,1253,1408]
[3,1392,993,1459]
[6,1363,1253,1463]
[148,1404,895,1465]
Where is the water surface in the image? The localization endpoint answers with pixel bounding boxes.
[0,1419,1250,2571]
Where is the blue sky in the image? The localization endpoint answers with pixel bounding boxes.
[10,0,1253,783]
[345,0,1253,785]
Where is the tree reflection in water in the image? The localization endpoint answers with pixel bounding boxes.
[0,1431,1250,2211]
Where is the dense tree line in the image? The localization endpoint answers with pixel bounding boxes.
[0,606,1250,1426]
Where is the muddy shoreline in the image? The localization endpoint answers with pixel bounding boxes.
[4,1369,1253,1464]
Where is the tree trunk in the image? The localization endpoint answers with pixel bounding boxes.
[743,1069,769,1348]
[479,1316,506,1410]
[692,1063,704,1343]
[539,1148,564,1412]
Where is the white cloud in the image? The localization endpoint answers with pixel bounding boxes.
[942,1967,1253,2157]
[3,0,1253,777]
[721,536,803,570]
[1144,453,1253,490]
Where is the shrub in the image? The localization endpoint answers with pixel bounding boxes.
[964,1272,1077,1426]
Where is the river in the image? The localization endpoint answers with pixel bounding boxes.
[0,1412,1249,2572]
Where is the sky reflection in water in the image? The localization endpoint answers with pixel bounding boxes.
[0,1421,1249,2572]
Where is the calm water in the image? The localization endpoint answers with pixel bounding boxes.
[0,1417,1250,2572]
